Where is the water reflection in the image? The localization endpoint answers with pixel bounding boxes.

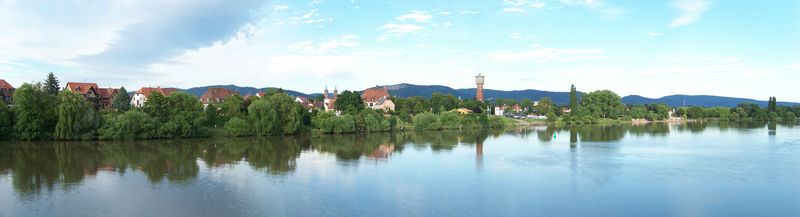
[0,121,781,200]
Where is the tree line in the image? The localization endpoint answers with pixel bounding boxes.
[0,74,509,141]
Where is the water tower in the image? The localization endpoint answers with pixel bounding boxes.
[475,73,485,102]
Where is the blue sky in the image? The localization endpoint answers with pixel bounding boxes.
[1,0,798,101]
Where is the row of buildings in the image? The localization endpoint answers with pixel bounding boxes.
[1,72,489,113]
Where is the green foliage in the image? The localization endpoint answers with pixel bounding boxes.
[99,110,157,140]
[459,99,485,114]
[224,117,251,137]
[143,91,170,122]
[439,112,461,130]
[785,112,796,123]
[487,116,505,129]
[13,83,58,140]
[430,93,460,114]
[220,94,245,120]
[580,90,626,119]
[112,86,131,112]
[413,112,441,130]
[44,72,60,95]
[161,92,204,138]
[312,112,357,134]
[55,91,99,140]
[334,90,365,114]
[545,111,557,122]
[204,104,220,127]
[247,93,306,136]
[0,101,13,139]
[535,97,554,115]
[569,84,578,111]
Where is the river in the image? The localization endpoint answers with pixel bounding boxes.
[1,122,799,216]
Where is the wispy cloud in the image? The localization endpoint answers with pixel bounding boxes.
[503,8,525,13]
[559,0,624,19]
[488,46,605,62]
[379,24,424,34]
[397,10,433,22]
[502,0,545,11]
[669,0,711,27]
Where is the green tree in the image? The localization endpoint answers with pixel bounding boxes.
[55,91,93,140]
[220,95,245,120]
[44,72,60,95]
[439,112,461,130]
[569,84,578,111]
[143,91,170,123]
[580,90,626,119]
[0,101,13,139]
[430,93,459,114]
[535,97,554,115]
[162,92,204,138]
[413,112,441,130]
[13,83,58,140]
[204,104,220,127]
[224,117,251,137]
[249,99,279,136]
[99,110,157,140]
[112,86,131,112]
[334,90,365,114]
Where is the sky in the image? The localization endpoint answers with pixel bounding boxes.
[1,0,798,101]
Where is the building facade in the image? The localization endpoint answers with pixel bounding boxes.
[65,82,118,110]
[131,87,179,108]
[0,80,14,104]
[361,87,395,112]
[199,87,239,107]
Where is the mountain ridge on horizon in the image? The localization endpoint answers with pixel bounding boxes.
[181,83,799,108]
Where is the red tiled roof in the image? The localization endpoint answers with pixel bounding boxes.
[65,82,98,95]
[96,87,119,98]
[200,87,239,103]
[0,79,13,89]
[136,87,178,98]
[361,87,390,102]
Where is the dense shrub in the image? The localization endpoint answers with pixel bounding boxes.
[224,117,251,137]
[100,110,157,140]
[413,112,441,130]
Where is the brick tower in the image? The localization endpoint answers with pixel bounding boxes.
[475,73,485,102]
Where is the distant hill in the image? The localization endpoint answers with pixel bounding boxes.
[382,83,582,105]
[622,95,800,107]
[182,84,799,108]
[184,85,311,98]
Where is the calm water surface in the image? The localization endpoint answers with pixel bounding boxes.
[1,122,799,217]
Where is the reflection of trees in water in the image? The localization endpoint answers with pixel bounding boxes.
[573,125,627,142]
[627,123,670,137]
[0,129,503,199]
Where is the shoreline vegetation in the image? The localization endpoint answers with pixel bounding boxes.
[1,74,798,141]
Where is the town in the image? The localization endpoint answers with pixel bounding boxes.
[0,73,797,141]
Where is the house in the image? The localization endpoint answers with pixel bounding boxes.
[65,82,111,110]
[295,96,320,111]
[199,87,239,107]
[131,87,178,108]
[494,105,509,116]
[511,104,523,113]
[96,87,119,109]
[361,87,395,112]
[0,79,14,104]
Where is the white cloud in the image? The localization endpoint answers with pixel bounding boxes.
[502,0,546,10]
[669,0,711,28]
[488,47,605,62]
[273,4,289,12]
[559,0,624,18]
[397,10,433,22]
[503,8,524,13]
[379,24,424,34]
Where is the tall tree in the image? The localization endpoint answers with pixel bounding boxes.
[580,90,626,119]
[334,90,365,114]
[569,84,578,111]
[44,72,60,95]
[55,91,92,140]
[13,82,58,140]
[535,97,554,115]
[0,101,13,139]
[112,87,132,112]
